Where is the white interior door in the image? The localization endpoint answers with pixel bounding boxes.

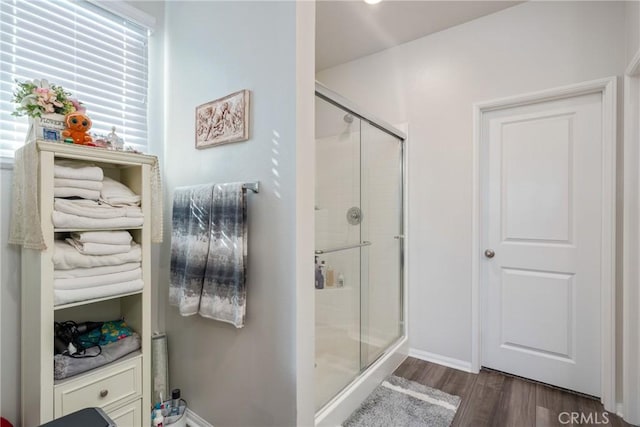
[481,91,603,396]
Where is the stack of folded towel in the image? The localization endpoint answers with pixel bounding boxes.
[52,169,144,229]
[101,176,142,207]
[53,231,144,306]
[54,160,104,200]
[53,198,144,229]
[66,230,135,255]
[52,160,146,305]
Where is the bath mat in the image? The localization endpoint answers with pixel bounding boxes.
[342,375,460,427]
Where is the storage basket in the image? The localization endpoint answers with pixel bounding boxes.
[27,113,66,143]
[152,400,187,427]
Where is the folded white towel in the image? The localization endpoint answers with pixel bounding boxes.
[54,262,141,279]
[54,199,143,220]
[54,160,103,182]
[54,178,103,191]
[65,238,133,256]
[101,177,141,207]
[52,211,143,229]
[54,279,144,306]
[122,208,144,218]
[53,240,142,270]
[70,231,132,245]
[54,187,101,200]
[102,197,143,207]
[54,267,142,290]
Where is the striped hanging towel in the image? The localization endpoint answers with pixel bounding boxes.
[169,183,248,328]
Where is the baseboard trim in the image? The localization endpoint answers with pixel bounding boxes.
[616,403,624,419]
[186,408,214,427]
[408,348,474,373]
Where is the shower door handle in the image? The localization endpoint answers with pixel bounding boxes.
[315,241,372,255]
[394,235,405,240]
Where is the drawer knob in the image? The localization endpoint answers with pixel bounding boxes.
[99,389,109,398]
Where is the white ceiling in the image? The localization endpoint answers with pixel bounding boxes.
[316,0,522,71]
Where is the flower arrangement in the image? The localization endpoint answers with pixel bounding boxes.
[11,79,84,118]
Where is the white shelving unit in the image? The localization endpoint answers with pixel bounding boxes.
[21,140,156,427]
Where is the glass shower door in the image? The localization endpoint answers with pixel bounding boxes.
[314,91,404,412]
[360,121,404,368]
[314,96,363,410]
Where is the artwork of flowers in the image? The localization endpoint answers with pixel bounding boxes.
[12,79,84,118]
[195,89,250,149]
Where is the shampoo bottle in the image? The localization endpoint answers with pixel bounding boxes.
[326,265,335,287]
[170,388,181,416]
[320,261,327,288]
[315,258,324,289]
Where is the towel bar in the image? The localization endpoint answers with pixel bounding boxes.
[315,241,372,255]
[242,182,260,193]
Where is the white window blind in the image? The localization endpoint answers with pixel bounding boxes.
[0,0,149,159]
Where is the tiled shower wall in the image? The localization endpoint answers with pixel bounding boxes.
[315,130,361,338]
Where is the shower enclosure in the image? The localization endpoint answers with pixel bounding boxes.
[314,83,405,414]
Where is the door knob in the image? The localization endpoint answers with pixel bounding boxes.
[484,249,495,259]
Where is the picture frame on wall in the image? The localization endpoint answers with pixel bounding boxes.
[195,89,250,149]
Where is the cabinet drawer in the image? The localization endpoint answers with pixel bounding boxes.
[107,399,142,427]
[54,355,142,417]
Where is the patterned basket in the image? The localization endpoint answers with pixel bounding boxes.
[26,113,66,143]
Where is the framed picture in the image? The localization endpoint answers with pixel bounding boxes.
[195,89,250,149]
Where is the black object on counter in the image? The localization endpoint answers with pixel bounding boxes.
[39,408,115,427]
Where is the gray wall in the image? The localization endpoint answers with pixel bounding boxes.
[162,2,298,425]
[317,1,627,364]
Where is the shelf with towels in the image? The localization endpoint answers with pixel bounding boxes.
[18,141,154,427]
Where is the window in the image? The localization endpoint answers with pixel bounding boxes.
[0,0,149,159]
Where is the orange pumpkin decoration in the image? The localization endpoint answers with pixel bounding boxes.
[62,112,94,145]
